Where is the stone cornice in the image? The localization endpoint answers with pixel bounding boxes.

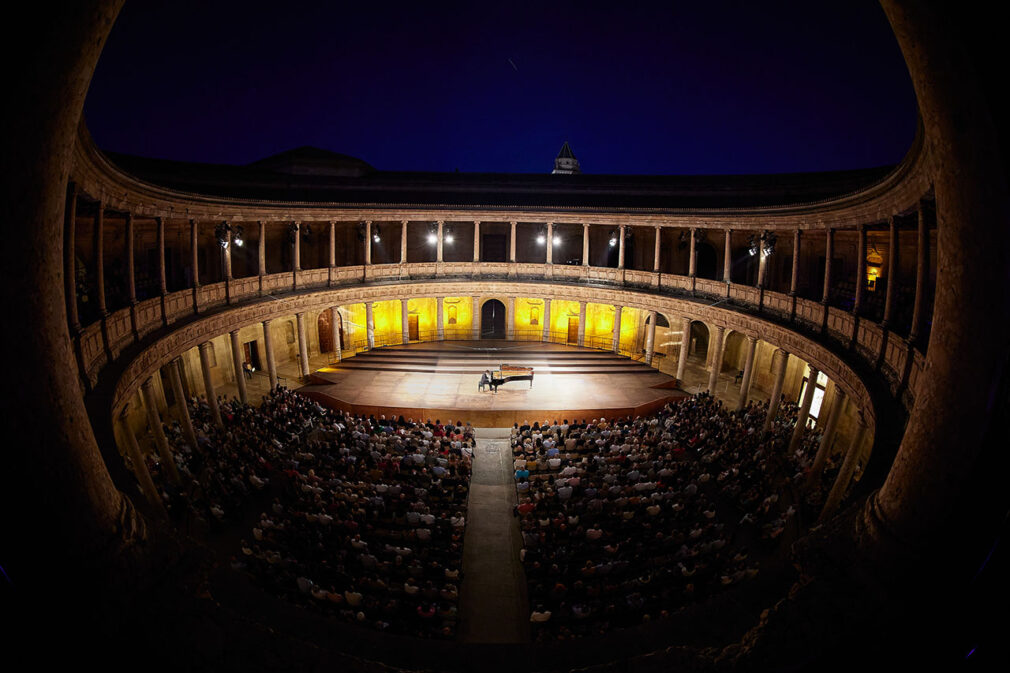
[72,122,933,231]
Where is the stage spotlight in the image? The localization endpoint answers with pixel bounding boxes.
[609,230,617,247]
[233,225,244,247]
[536,233,546,245]
[373,225,381,243]
[552,235,561,245]
[427,232,437,244]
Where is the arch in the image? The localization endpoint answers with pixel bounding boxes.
[722,330,748,372]
[480,298,506,338]
[317,310,334,353]
[688,320,710,362]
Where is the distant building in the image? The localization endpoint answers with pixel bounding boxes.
[552,141,581,174]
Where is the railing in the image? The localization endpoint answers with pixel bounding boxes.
[72,262,926,414]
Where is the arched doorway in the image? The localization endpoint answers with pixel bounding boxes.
[316,310,344,353]
[689,321,710,363]
[645,312,672,366]
[481,299,506,339]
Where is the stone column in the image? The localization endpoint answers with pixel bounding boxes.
[706,326,726,393]
[64,182,80,330]
[436,220,444,263]
[95,202,106,315]
[854,224,867,315]
[222,221,233,281]
[366,302,375,349]
[723,229,732,283]
[436,297,445,341]
[401,298,410,344]
[262,320,278,389]
[401,220,409,264]
[292,221,301,272]
[582,223,590,266]
[882,216,898,328]
[472,296,480,339]
[141,377,180,484]
[612,305,623,352]
[736,335,758,410]
[757,234,768,288]
[507,296,515,340]
[653,226,662,273]
[330,307,342,360]
[909,203,929,342]
[675,317,691,382]
[168,358,199,454]
[545,222,553,264]
[119,416,167,518]
[788,366,820,456]
[617,224,626,269]
[509,221,517,262]
[296,312,310,378]
[821,228,834,304]
[229,329,248,403]
[125,212,136,305]
[328,220,336,286]
[190,218,200,290]
[644,311,657,365]
[258,221,266,278]
[542,298,552,341]
[473,220,480,262]
[688,228,697,278]
[198,341,222,428]
[762,349,790,433]
[789,229,801,296]
[364,220,372,265]
[806,387,847,490]
[578,301,587,346]
[820,411,868,521]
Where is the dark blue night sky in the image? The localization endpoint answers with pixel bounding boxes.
[84,1,918,176]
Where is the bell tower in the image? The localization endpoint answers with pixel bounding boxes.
[552,141,581,174]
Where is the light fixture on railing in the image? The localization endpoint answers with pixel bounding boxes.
[233,224,244,247]
[427,223,438,245]
[748,234,759,257]
[761,231,776,258]
[552,234,561,246]
[372,225,381,243]
[608,230,618,247]
[536,226,547,245]
[215,222,231,249]
[444,225,454,244]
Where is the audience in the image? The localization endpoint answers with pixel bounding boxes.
[156,387,473,639]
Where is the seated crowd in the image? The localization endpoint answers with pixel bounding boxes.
[147,387,474,639]
[512,392,823,640]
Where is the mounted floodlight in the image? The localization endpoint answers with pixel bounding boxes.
[373,225,381,243]
[427,232,438,244]
[536,233,546,245]
[552,235,561,245]
[609,230,618,247]
[233,225,245,247]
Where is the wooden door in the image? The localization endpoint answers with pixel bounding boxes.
[567,317,579,345]
[408,315,419,341]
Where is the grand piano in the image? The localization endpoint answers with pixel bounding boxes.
[490,364,534,391]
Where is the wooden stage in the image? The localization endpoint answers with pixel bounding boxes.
[298,341,687,427]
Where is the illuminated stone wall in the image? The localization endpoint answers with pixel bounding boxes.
[549,299,581,342]
[406,297,437,340]
[371,299,403,346]
[618,306,641,355]
[584,302,616,349]
[341,303,368,349]
[441,296,473,340]
[514,297,546,340]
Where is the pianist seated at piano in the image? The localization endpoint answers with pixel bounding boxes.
[489,364,534,392]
